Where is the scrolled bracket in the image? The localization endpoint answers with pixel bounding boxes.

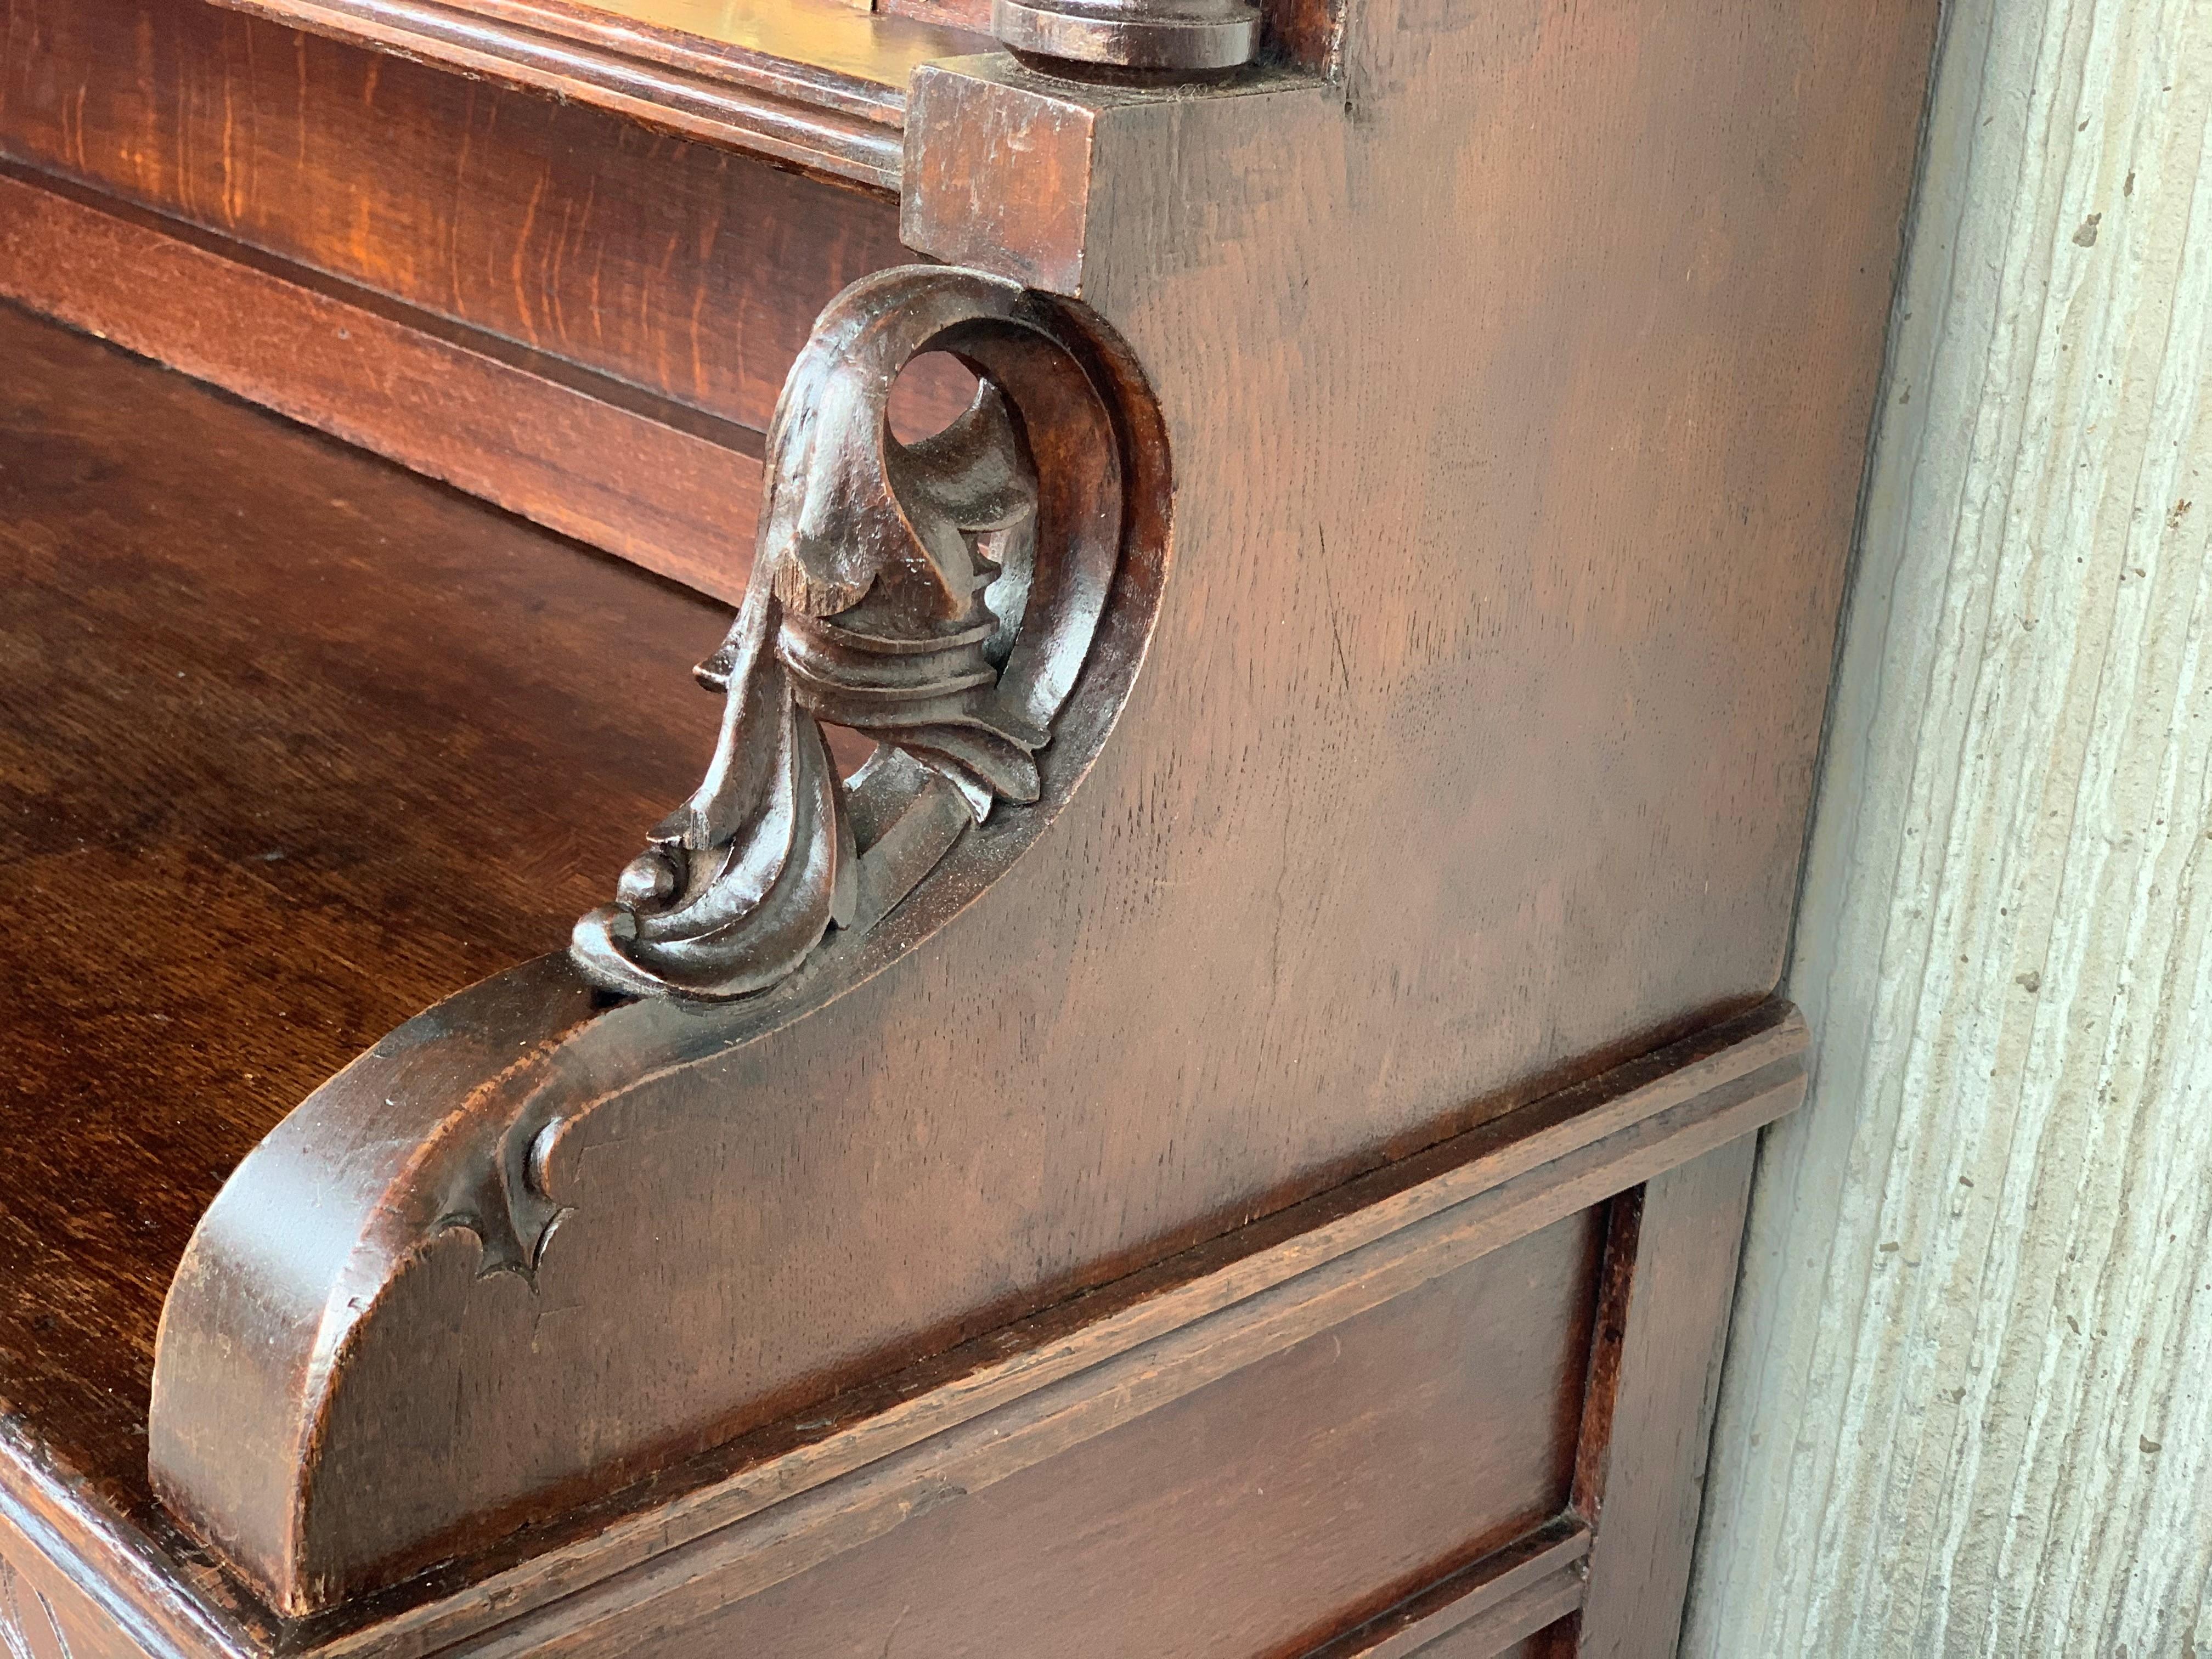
[572,267,1138,1002]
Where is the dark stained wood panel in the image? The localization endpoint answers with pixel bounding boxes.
[146,1018,1791,1651]
[109,0,1930,1614]
[0,0,1935,1638]
[0,298,735,1541]
[0,1516,141,1659]
[611,1211,1603,1658]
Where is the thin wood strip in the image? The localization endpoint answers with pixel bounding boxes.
[207,0,912,189]
[1300,1519,1590,1659]
[1418,1571,1587,1658]
[0,162,760,604]
[313,1007,1804,1656]
[1575,1139,1762,1656]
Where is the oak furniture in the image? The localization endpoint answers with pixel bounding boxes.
[0,0,1938,1650]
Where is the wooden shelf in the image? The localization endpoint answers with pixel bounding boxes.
[0,298,731,1560]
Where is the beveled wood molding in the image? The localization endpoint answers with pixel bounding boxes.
[1,1423,259,1659]
[573,266,1133,1001]
[1299,1519,1591,1659]
[200,0,987,191]
[151,1005,1797,1651]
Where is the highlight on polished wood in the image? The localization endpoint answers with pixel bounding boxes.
[201,0,989,188]
[0,0,1940,1646]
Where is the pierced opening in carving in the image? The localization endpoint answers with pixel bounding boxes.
[819,723,877,778]
[887,349,983,444]
[571,267,1169,1003]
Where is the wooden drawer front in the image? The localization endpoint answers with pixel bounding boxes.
[673,1209,1603,1658]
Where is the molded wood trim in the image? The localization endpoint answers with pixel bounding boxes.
[199,0,988,191]
[0,1425,258,1659]
[1300,1519,1590,1659]
[276,1007,1800,1655]
[1575,1139,1761,1656]
[0,0,962,448]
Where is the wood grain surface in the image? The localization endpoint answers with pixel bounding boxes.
[235,1009,1798,1655]
[0,0,963,439]
[200,0,990,189]
[1572,1139,1760,1657]
[0,289,1809,1657]
[0,296,731,1572]
[567,1212,1601,1657]
[0,0,1936,1639]
[1,1423,261,1659]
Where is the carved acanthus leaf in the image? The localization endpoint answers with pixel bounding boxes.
[572,267,1127,1001]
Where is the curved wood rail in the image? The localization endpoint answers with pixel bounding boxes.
[202,0,990,190]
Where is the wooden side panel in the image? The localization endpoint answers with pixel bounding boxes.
[1573,1139,1760,1658]
[0,0,950,438]
[234,1015,1799,1651]
[597,1211,1602,1658]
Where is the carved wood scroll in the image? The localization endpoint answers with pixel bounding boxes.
[572,266,1127,1002]
[146,270,1165,1616]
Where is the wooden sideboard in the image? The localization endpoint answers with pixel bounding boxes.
[0,0,1938,1650]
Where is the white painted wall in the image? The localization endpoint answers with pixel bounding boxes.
[1682,0,2212,1652]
